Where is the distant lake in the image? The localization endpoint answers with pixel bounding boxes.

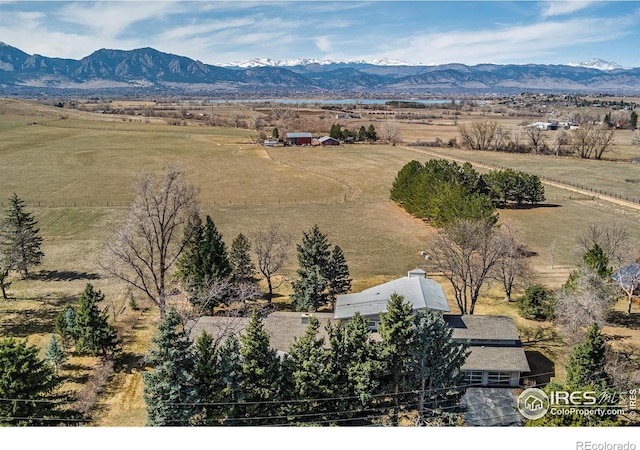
[207,98,456,105]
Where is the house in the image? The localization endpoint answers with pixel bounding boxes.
[530,122,558,130]
[189,311,335,354]
[285,132,313,146]
[317,136,340,146]
[444,315,530,387]
[612,263,640,294]
[334,269,450,329]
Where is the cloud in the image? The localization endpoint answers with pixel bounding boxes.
[54,1,185,38]
[367,14,638,65]
[541,1,598,18]
[314,36,332,52]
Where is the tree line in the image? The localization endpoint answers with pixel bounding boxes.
[329,123,378,142]
[458,119,620,159]
[143,294,469,426]
[390,159,545,227]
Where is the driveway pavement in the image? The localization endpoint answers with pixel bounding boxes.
[462,387,524,426]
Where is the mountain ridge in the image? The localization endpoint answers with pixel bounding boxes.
[1,43,639,96]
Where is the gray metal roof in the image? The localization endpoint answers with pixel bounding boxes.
[334,275,450,320]
[318,136,338,142]
[286,132,313,138]
[445,315,522,342]
[462,346,531,372]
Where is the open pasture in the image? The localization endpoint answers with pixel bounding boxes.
[1,98,640,425]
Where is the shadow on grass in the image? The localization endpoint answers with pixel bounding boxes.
[524,350,555,386]
[0,294,75,337]
[115,351,146,374]
[33,270,101,282]
[497,203,561,210]
[607,310,640,330]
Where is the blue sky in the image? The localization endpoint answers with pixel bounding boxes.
[1,1,639,67]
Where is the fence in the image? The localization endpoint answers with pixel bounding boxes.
[1,194,362,209]
[420,149,640,205]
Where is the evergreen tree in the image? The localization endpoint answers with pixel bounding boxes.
[565,322,611,389]
[291,267,327,312]
[583,243,612,279]
[198,215,232,281]
[367,124,377,141]
[175,209,203,287]
[143,307,201,426]
[217,334,243,425]
[54,305,77,349]
[291,225,331,311]
[326,245,352,308]
[0,193,44,278]
[177,213,232,309]
[358,125,367,142]
[326,313,382,425]
[527,323,618,426]
[73,284,120,357]
[192,330,221,425]
[238,308,283,425]
[410,309,469,425]
[0,337,64,426]
[517,284,555,321]
[44,334,68,375]
[284,316,335,424]
[378,294,415,426]
[292,225,350,312]
[229,233,259,286]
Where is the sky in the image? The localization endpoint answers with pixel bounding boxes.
[1,1,640,67]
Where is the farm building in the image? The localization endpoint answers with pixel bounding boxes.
[334,268,450,329]
[317,136,340,146]
[444,315,530,387]
[285,132,313,146]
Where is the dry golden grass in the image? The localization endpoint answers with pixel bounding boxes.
[1,98,639,425]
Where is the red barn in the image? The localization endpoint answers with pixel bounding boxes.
[286,132,313,146]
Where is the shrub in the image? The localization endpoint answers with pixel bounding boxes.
[517,284,554,321]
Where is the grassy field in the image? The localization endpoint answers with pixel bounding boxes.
[1,98,639,426]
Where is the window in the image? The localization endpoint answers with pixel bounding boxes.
[465,371,483,386]
[487,371,512,386]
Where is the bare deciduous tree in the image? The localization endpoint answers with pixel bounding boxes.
[380,121,402,145]
[523,126,546,155]
[554,268,616,340]
[495,220,531,302]
[606,344,640,391]
[103,164,199,318]
[427,219,507,315]
[458,120,501,150]
[492,126,511,152]
[577,222,631,267]
[252,225,292,303]
[613,263,640,315]
[553,129,569,156]
[569,123,616,159]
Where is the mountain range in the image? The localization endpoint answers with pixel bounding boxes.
[1,42,640,97]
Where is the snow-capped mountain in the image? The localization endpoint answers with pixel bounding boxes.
[220,57,414,68]
[567,58,624,71]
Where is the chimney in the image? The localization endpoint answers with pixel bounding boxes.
[408,268,427,278]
